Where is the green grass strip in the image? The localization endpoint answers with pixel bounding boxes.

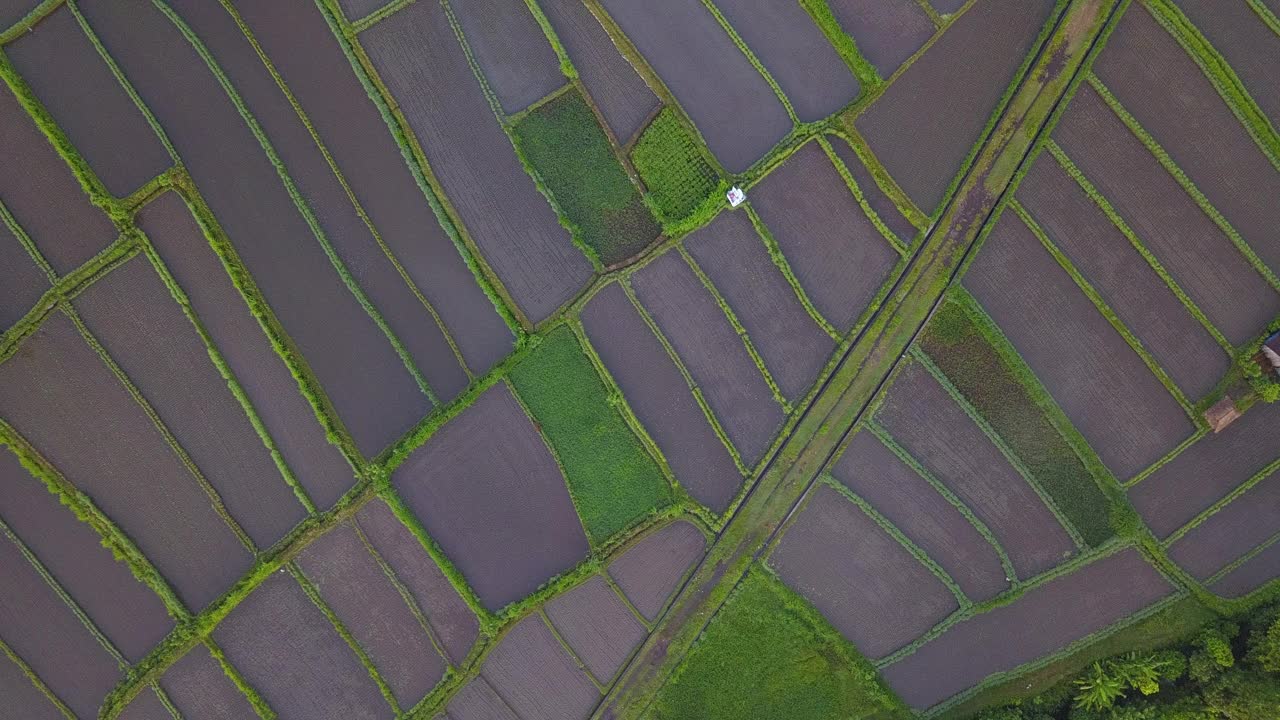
[1124,428,1206,489]
[0,0,64,44]
[350,0,415,34]
[1205,529,1280,587]
[914,347,1089,550]
[314,0,528,335]
[677,246,791,412]
[63,305,259,553]
[150,684,182,719]
[290,563,401,715]
[698,0,799,125]
[155,0,440,407]
[510,88,659,267]
[619,279,748,475]
[650,565,909,720]
[918,291,1120,544]
[522,0,577,81]
[817,135,908,256]
[1086,74,1280,292]
[540,609,606,691]
[914,0,944,26]
[1044,140,1235,354]
[138,233,319,515]
[601,571,653,631]
[866,421,1019,583]
[798,0,881,91]
[508,327,673,544]
[1247,0,1280,38]
[0,198,57,281]
[1143,0,1280,173]
[743,205,841,341]
[205,638,277,719]
[0,419,189,620]
[1162,456,1280,548]
[216,0,474,378]
[820,475,969,607]
[835,125,930,231]
[1011,199,1198,417]
[0,634,75,719]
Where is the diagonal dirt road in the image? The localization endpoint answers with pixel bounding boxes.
[595,1,1121,716]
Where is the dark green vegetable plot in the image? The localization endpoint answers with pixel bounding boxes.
[512,89,659,266]
[508,328,671,544]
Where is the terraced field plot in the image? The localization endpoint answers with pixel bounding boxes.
[5,0,1280,718]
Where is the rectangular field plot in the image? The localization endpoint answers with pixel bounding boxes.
[631,250,785,466]
[769,484,958,659]
[1093,4,1280,274]
[509,327,670,543]
[0,448,172,661]
[599,0,791,173]
[0,227,47,330]
[879,548,1176,710]
[0,70,115,276]
[1212,541,1280,599]
[478,614,600,720]
[1016,153,1229,400]
[712,0,859,121]
[392,383,588,611]
[607,520,706,621]
[685,211,835,403]
[159,644,259,720]
[856,0,1056,214]
[170,0,468,404]
[73,255,306,549]
[876,361,1076,579]
[538,0,659,143]
[354,499,478,663]
[78,0,430,458]
[0,528,122,719]
[751,142,900,331]
[446,676,519,720]
[139,192,356,509]
[964,211,1195,481]
[0,649,64,720]
[0,312,252,609]
[579,284,742,512]
[832,430,1009,603]
[827,0,935,75]
[1172,0,1280,129]
[545,575,647,684]
[298,523,447,707]
[232,0,513,377]
[360,0,592,323]
[6,6,170,197]
[1129,400,1280,539]
[1168,470,1280,581]
[214,571,390,720]
[828,135,920,246]
[1052,85,1280,346]
[447,0,564,114]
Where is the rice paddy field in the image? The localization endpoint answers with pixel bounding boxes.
[2,1,1279,718]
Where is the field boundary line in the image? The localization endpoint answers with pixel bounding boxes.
[156,0,442,406]
[1246,0,1280,38]
[0,0,64,43]
[1087,74,1280,293]
[913,344,1089,550]
[800,0,883,89]
[521,0,577,83]
[1161,457,1280,548]
[0,420,189,620]
[0,516,129,667]
[601,571,654,631]
[137,232,319,515]
[314,0,531,335]
[1011,199,1198,420]
[1044,140,1235,354]
[819,475,970,608]
[151,684,182,720]
[540,609,607,691]
[676,246,792,413]
[828,126,930,232]
[349,0,415,33]
[619,279,749,475]
[1205,528,1280,587]
[64,304,259,553]
[0,197,57,282]
[216,0,474,378]
[913,0,944,27]
[205,639,277,719]
[290,562,403,715]
[865,420,1018,584]
[817,135,909,257]
[0,632,75,719]
[1123,429,1205,489]
[698,0,800,125]
[742,205,842,340]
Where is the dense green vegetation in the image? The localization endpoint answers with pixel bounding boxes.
[918,293,1115,546]
[650,567,907,720]
[972,600,1280,719]
[511,89,659,266]
[629,107,724,231]
[508,328,672,543]
[1240,319,1280,403]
